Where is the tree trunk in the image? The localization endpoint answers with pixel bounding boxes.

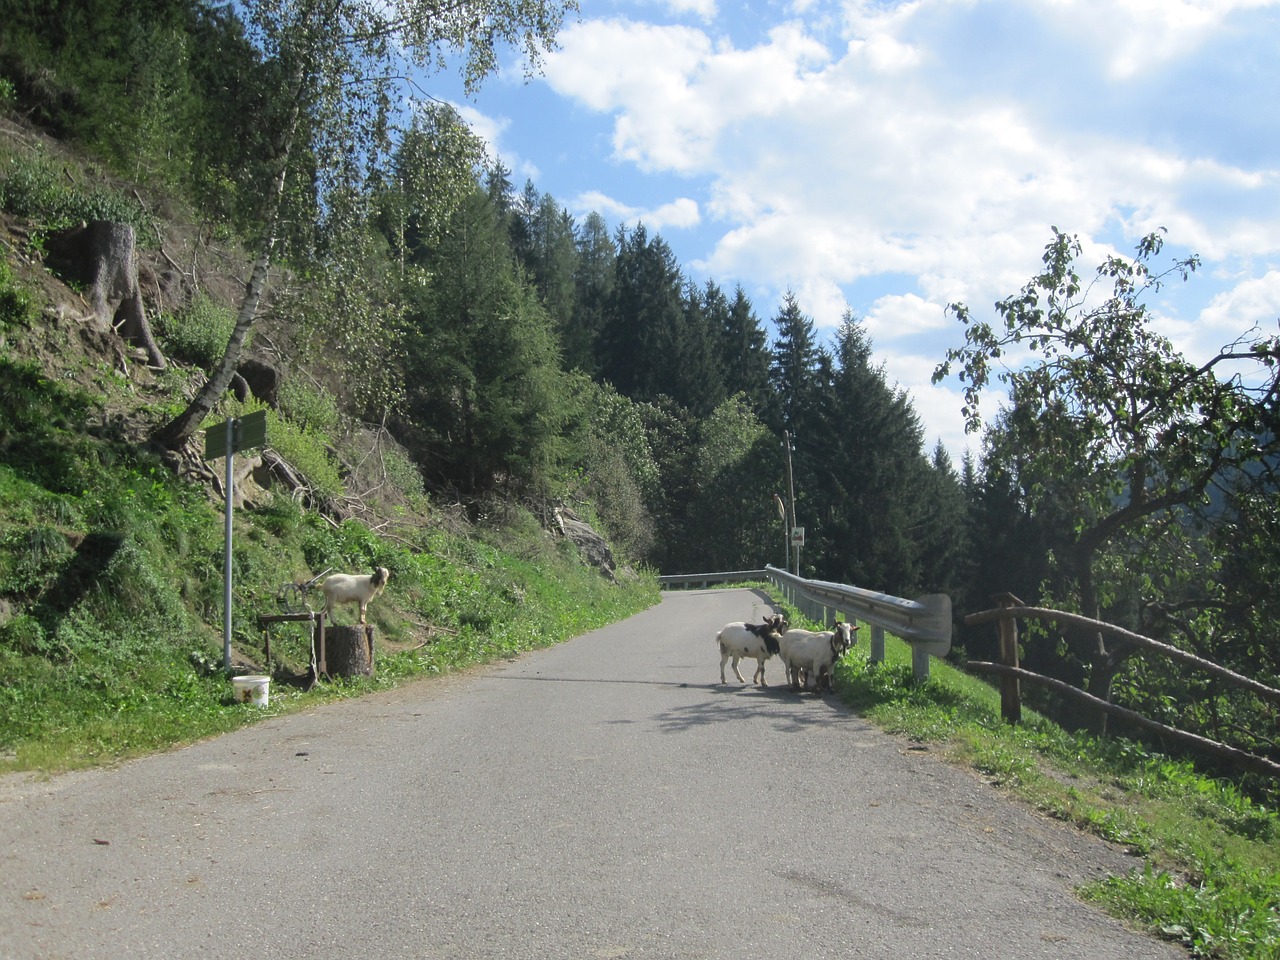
[153,75,302,452]
[46,220,166,368]
[323,624,375,678]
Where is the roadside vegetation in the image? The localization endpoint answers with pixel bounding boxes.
[0,368,656,773]
[0,208,656,774]
[2,4,1278,956]
[777,604,1280,960]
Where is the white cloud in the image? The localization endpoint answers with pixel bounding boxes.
[1044,0,1280,78]
[570,191,702,232]
[663,0,717,19]
[864,293,948,339]
[473,0,1280,460]
[543,19,830,173]
[1200,271,1280,332]
[449,102,508,153]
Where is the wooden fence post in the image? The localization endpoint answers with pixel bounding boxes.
[993,592,1022,724]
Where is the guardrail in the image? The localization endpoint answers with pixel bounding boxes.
[659,565,952,680]
[658,569,770,590]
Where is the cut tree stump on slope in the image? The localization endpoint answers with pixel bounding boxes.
[45,220,166,368]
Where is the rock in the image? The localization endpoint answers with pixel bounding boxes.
[554,506,616,582]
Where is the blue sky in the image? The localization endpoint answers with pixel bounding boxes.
[426,0,1280,464]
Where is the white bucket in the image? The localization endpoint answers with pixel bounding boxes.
[231,674,271,707]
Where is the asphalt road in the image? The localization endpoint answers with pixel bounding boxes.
[0,588,1185,960]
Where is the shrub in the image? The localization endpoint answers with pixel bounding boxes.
[0,149,153,238]
[156,293,239,370]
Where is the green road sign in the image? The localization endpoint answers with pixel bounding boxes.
[204,409,267,460]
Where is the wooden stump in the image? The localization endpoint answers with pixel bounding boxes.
[320,624,375,677]
[45,220,166,368]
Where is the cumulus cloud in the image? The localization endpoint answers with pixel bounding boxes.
[1047,0,1278,78]
[469,0,1280,459]
[1200,271,1280,332]
[570,191,702,232]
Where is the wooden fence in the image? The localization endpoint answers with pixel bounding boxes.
[964,596,1280,778]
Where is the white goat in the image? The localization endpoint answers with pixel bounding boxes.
[779,621,858,692]
[321,566,390,625]
[716,614,788,685]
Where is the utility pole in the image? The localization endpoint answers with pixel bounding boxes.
[773,493,788,571]
[783,430,799,575]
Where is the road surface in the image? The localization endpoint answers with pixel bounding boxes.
[0,588,1183,959]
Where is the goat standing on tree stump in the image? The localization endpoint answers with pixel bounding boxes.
[321,567,390,625]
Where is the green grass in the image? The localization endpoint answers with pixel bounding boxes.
[772,603,1280,960]
[0,489,658,772]
[0,359,659,773]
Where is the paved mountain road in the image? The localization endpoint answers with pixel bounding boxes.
[0,589,1183,960]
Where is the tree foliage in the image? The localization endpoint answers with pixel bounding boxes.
[399,186,572,500]
[937,228,1280,727]
[153,0,576,450]
[13,0,1280,778]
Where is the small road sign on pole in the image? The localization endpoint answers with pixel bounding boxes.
[204,409,266,460]
[204,411,268,673]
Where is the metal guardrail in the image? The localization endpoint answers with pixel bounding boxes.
[659,565,952,680]
[658,570,770,589]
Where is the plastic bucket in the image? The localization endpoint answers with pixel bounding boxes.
[231,674,271,707]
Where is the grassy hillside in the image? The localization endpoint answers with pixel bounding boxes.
[0,123,659,774]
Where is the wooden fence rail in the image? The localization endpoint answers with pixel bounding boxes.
[965,600,1280,778]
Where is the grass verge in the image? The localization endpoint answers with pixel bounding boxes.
[773,603,1280,960]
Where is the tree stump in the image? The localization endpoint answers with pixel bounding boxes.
[45,220,166,368]
[320,624,375,678]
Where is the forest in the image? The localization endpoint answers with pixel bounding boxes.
[1,0,1278,768]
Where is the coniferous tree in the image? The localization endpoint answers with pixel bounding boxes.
[802,313,948,593]
[567,211,615,375]
[524,193,578,336]
[915,442,969,594]
[485,161,515,217]
[715,284,776,424]
[399,186,571,500]
[600,223,684,404]
[769,291,821,436]
[674,280,727,417]
[768,292,824,573]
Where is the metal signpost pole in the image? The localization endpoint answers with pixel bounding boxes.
[223,417,234,673]
[774,493,788,571]
[204,409,266,676]
[783,430,799,575]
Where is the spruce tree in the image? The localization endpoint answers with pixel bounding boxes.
[567,211,616,375]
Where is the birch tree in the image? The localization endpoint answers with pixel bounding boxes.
[154,0,575,450]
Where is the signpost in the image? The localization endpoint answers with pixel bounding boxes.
[204,410,267,672]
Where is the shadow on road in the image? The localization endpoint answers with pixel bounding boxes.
[650,685,862,734]
[487,674,863,735]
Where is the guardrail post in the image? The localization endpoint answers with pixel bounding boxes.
[869,624,885,665]
[912,643,930,682]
